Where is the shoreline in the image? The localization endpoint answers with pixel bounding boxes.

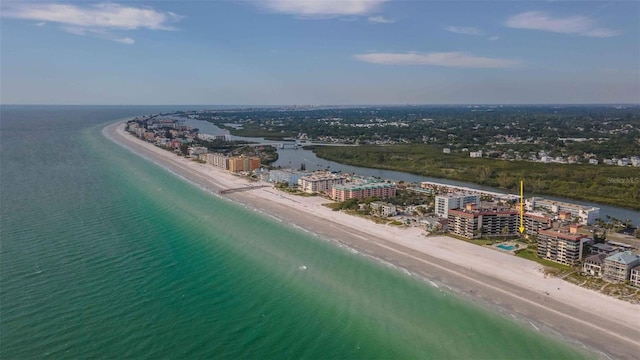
[104,120,639,359]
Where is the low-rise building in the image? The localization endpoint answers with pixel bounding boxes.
[602,251,640,283]
[630,265,640,288]
[188,146,208,157]
[269,169,310,187]
[370,202,397,217]
[525,197,599,225]
[583,254,607,277]
[588,243,619,256]
[537,229,588,266]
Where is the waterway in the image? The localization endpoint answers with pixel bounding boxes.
[187,118,639,223]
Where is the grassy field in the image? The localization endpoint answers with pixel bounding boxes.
[312,144,640,210]
[515,248,573,272]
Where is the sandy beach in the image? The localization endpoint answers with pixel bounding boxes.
[105,121,639,359]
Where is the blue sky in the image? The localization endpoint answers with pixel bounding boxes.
[1,1,639,105]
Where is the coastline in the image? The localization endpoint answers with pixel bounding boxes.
[104,121,640,359]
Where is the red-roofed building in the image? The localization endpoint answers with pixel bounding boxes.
[523,213,552,236]
[537,229,588,266]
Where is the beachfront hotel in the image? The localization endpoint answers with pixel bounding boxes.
[447,206,519,239]
[331,182,397,202]
[537,229,588,266]
[602,251,640,283]
[435,194,481,218]
[298,172,347,194]
[525,197,599,225]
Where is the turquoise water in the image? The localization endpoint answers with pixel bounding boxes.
[1,106,593,358]
[497,245,516,251]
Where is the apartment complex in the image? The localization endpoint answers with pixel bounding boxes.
[298,172,347,194]
[203,153,230,169]
[331,182,397,202]
[525,197,600,225]
[602,251,640,283]
[537,229,588,266]
[435,194,481,218]
[523,213,552,236]
[228,156,260,173]
[448,208,519,239]
[202,153,259,172]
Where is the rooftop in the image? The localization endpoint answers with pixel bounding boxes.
[605,251,640,265]
[449,208,518,217]
[538,229,587,241]
[584,253,607,264]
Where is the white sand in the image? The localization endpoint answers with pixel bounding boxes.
[105,122,640,359]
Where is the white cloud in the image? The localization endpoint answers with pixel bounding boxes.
[368,15,394,24]
[115,37,135,45]
[487,36,500,41]
[260,0,388,17]
[2,2,183,43]
[354,52,519,68]
[444,26,484,36]
[505,11,619,38]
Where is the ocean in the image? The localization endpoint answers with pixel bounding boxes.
[0,106,593,359]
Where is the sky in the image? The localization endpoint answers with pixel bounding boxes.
[1,0,639,105]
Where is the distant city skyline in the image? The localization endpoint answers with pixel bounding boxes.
[1,1,639,105]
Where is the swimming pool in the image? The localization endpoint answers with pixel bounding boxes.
[497,244,516,251]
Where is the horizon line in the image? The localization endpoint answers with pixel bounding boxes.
[2,103,639,107]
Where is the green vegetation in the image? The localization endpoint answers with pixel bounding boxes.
[515,248,573,272]
[446,233,498,246]
[564,272,640,303]
[312,144,640,209]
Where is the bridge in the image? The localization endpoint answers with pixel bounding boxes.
[219,185,270,195]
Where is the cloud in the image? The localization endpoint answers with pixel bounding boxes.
[115,37,135,45]
[368,15,394,24]
[354,52,519,68]
[2,2,183,43]
[260,0,388,17]
[505,11,619,38]
[487,36,500,41]
[444,26,484,36]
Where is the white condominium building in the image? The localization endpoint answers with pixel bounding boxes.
[525,197,599,225]
[435,194,481,218]
[298,172,346,194]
